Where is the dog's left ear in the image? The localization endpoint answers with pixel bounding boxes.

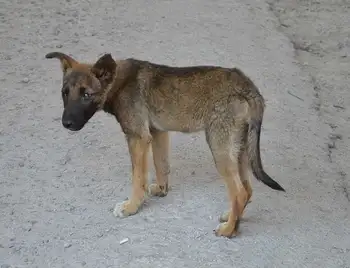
[91,53,117,86]
[45,52,79,74]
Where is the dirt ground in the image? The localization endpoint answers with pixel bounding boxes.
[0,0,349,267]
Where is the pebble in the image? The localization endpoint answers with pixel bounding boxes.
[119,238,129,245]
[64,243,72,248]
[22,77,29,83]
[56,44,63,48]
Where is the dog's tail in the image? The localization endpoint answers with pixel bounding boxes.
[246,87,285,192]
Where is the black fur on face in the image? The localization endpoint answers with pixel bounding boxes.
[61,71,101,131]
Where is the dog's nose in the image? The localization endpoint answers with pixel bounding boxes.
[62,119,73,128]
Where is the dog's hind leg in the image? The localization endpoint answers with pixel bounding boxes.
[219,146,252,222]
[113,134,151,217]
[206,121,248,238]
[148,130,170,197]
[239,148,253,209]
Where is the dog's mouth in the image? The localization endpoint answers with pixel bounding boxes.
[66,126,82,131]
[62,119,85,131]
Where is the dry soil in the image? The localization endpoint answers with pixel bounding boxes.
[0,0,349,267]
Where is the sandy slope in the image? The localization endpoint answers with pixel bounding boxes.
[0,0,349,267]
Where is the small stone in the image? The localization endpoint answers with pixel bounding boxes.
[328,142,335,149]
[81,261,86,266]
[64,243,72,248]
[22,78,29,83]
[1,264,11,268]
[119,238,129,245]
[18,161,25,167]
[56,44,63,48]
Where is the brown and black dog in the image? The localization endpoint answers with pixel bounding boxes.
[45,51,285,238]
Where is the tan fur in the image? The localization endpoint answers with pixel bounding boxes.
[45,52,285,238]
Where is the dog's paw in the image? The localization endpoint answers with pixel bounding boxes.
[214,221,240,238]
[113,199,142,218]
[148,183,168,197]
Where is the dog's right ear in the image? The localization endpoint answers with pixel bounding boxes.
[45,52,79,74]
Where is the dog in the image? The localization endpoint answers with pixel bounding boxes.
[45,51,285,238]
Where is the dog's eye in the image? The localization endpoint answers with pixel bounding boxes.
[82,92,91,99]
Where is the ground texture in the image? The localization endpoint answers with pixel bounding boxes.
[0,0,349,267]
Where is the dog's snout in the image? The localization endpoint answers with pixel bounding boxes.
[62,119,73,129]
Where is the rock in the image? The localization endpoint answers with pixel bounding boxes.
[119,238,129,245]
[64,243,72,248]
[22,77,29,83]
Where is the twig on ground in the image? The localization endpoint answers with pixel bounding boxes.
[287,90,304,101]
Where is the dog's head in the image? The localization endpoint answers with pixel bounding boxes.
[45,52,117,131]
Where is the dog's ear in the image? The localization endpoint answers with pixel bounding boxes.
[45,52,79,73]
[91,53,117,86]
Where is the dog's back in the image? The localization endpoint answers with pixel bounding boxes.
[129,59,257,133]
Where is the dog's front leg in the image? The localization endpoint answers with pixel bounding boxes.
[148,130,170,197]
[113,134,151,217]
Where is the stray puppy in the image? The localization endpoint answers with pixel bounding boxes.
[45,52,285,238]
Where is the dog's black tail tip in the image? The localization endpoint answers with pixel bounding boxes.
[255,170,286,192]
[271,183,286,192]
[265,178,286,192]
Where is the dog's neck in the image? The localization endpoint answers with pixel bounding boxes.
[99,59,140,115]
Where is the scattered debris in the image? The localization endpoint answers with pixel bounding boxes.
[119,238,129,245]
[333,104,345,110]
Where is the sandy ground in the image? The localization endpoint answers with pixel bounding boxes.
[0,0,349,267]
